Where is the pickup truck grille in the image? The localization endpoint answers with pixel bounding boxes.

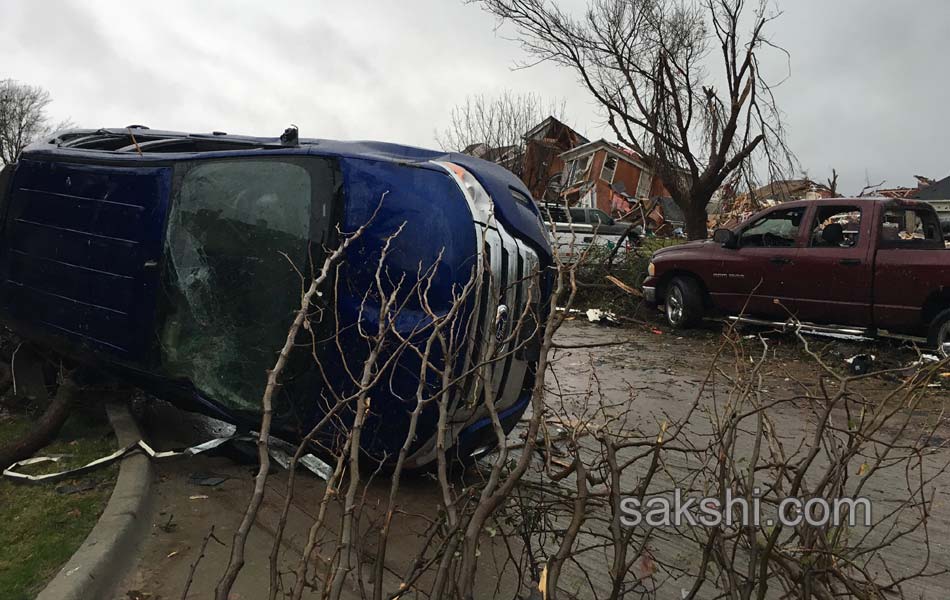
[455,221,541,415]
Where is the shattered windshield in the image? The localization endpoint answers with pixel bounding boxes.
[158,159,313,411]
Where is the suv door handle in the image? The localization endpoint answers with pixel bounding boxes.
[769,257,791,265]
[839,258,861,266]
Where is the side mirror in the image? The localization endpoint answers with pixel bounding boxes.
[713,228,738,249]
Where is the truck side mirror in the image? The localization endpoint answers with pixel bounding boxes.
[713,228,738,249]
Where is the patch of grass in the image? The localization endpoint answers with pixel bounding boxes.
[0,403,117,600]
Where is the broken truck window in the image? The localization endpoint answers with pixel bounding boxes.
[880,207,943,249]
[159,159,312,412]
[809,206,862,248]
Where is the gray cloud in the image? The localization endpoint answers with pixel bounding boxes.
[1,0,946,194]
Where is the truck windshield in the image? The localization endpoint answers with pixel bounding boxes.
[158,158,315,411]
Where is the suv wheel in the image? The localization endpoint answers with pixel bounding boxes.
[665,277,703,329]
[929,309,950,358]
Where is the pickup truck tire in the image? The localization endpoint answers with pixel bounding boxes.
[665,276,703,329]
[928,308,950,358]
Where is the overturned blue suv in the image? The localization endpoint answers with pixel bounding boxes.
[0,127,552,469]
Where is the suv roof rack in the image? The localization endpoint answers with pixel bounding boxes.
[47,128,291,155]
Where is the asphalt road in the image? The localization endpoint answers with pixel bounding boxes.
[113,318,950,600]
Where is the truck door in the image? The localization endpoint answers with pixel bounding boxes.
[717,206,806,319]
[872,204,946,331]
[786,203,873,327]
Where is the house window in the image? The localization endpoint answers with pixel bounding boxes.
[635,168,652,198]
[600,156,617,183]
[569,155,592,186]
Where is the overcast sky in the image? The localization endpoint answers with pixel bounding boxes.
[1,0,947,194]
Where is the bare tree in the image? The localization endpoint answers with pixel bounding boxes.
[827,167,839,197]
[0,79,65,165]
[472,0,796,239]
[437,91,565,193]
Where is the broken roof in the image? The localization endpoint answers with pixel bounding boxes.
[747,179,831,202]
[913,175,950,201]
[523,116,588,144]
[559,139,652,171]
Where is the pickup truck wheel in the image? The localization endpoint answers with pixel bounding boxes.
[665,277,703,329]
[929,309,950,358]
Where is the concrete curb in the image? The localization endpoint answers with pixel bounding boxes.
[37,402,153,600]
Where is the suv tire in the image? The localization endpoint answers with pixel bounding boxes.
[928,308,950,358]
[665,276,703,329]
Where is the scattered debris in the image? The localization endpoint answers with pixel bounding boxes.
[266,436,334,480]
[4,432,332,483]
[605,274,642,297]
[631,552,657,581]
[158,514,177,533]
[845,354,876,375]
[709,178,834,230]
[188,471,228,487]
[586,308,618,325]
[189,495,209,501]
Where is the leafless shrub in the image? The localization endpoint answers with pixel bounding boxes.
[210,211,947,600]
[499,324,949,599]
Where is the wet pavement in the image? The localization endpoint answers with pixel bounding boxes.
[114,318,950,599]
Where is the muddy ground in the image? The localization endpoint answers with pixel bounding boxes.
[115,317,950,600]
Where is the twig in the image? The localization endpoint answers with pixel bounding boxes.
[181,525,222,600]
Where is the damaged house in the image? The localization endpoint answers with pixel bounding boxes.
[912,174,950,234]
[557,139,671,220]
[520,116,588,201]
[460,116,588,203]
[873,175,934,200]
[709,178,835,229]
[846,174,949,237]
[460,120,685,234]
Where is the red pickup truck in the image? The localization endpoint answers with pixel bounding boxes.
[642,197,950,355]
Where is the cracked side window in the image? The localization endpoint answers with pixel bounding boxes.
[160,160,312,411]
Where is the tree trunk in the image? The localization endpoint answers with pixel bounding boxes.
[683,202,710,240]
[0,377,77,470]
